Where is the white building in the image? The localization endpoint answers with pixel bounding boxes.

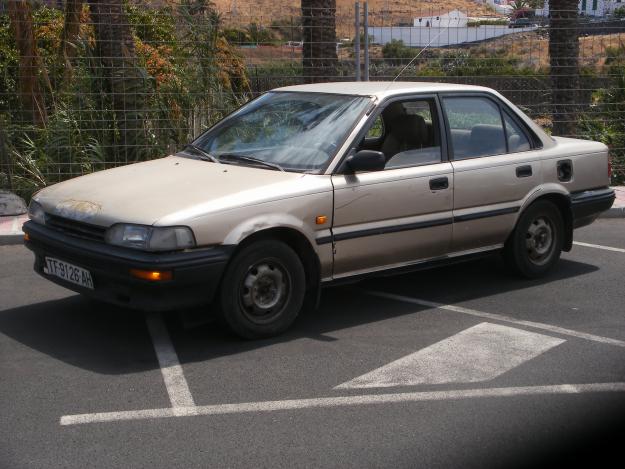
[371,24,536,48]
[413,10,468,28]
[536,0,624,17]
[485,0,514,15]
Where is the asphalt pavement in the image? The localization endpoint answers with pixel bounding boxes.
[1,219,625,468]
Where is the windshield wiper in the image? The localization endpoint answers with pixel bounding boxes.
[218,153,285,172]
[182,144,219,163]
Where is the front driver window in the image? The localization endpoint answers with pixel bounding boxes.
[359,99,442,169]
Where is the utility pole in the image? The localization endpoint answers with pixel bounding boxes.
[354,2,361,81]
[363,1,369,81]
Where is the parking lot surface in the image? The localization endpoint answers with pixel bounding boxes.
[1,219,625,468]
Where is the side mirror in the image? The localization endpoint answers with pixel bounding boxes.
[345,150,385,173]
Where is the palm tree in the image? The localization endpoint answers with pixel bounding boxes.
[548,0,580,137]
[59,0,83,84]
[86,0,148,162]
[510,0,528,12]
[301,0,338,83]
[7,0,47,126]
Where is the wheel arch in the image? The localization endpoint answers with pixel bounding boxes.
[516,189,573,251]
[229,227,322,310]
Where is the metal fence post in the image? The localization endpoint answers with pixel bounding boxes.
[0,124,12,192]
[354,2,360,81]
[363,1,369,81]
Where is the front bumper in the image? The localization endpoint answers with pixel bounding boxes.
[571,187,615,229]
[23,221,233,312]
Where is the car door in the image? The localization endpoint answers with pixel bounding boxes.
[440,93,543,252]
[330,96,454,279]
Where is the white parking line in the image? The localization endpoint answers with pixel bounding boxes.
[367,291,625,348]
[573,241,625,253]
[145,314,195,411]
[336,322,565,389]
[60,382,625,425]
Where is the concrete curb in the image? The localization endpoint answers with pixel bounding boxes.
[0,234,24,246]
[0,214,28,247]
[601,206,625,219]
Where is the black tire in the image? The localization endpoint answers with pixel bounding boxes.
[219,240,306,339]
[504,200,564,278]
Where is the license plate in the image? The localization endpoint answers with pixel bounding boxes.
[43,257,94,290]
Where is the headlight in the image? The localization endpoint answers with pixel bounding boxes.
[105,224,196,251]
[28,200,46,225]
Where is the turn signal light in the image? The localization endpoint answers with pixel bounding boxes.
[316,215,328,225]
[23,233,30,241]
[130,269,172,281]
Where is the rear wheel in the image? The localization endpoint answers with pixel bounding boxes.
[504,200,564,278]
[219,240,306,339]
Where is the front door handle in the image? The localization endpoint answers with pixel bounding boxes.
[516,165,533,178]
[429,176,449,190]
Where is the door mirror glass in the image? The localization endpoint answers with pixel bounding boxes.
[345,150,386,173]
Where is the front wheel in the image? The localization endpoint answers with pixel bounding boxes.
[219,240,306,339]
[504,200,564,278]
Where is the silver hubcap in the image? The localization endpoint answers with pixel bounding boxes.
[240,261,290,323]
[525,217,554,265]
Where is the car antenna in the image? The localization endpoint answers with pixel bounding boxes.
[387,17,460,86]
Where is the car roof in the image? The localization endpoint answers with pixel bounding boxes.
[273,81,492,99]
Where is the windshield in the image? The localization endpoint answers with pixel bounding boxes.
[192,92,371,173]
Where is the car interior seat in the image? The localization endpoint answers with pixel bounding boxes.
[469,124,506,157]
[381,114,428,160]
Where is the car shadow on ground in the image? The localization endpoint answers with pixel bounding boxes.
[0,255,598,375]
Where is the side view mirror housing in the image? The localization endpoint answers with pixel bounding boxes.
[344,150,385,173]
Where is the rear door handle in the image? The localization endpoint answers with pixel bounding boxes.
[429,176,449,190]
[516,165,533,178]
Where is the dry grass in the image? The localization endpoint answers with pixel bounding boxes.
[237,31,625,70]
[473,31,625,69]
[212,0,499,37]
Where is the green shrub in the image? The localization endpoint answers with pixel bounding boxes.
[467,19,509,27]
[0,2,251,199]
[580,46,625,184]
[382,39,416,66]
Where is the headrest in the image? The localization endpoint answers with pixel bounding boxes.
[470,124,504,141]
[388,114,427,146]
[470,124,506,155]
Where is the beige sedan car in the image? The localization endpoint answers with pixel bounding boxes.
[24,82,615,338]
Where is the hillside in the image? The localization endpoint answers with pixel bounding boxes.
[213,0,500,37]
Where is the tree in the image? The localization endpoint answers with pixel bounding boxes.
[86,0,148,162]
[301,0,338,83]
[7,0,47,126]
[548,0,580,137]
[58,0,82,84]
[510,0,528,11]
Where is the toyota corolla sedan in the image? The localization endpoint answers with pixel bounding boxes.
[23,82,615,338]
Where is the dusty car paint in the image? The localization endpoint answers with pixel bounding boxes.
[26,81,613,310]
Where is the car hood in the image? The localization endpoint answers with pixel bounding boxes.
[34,156,309,227]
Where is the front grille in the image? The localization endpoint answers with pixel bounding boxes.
[46,214,107,242]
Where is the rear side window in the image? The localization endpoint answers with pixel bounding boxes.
[503,112,531,153]
[443,97,506,159]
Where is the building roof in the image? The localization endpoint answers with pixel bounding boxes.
[274,81,491,99]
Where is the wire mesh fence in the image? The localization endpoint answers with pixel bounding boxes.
[1,0,624,200]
